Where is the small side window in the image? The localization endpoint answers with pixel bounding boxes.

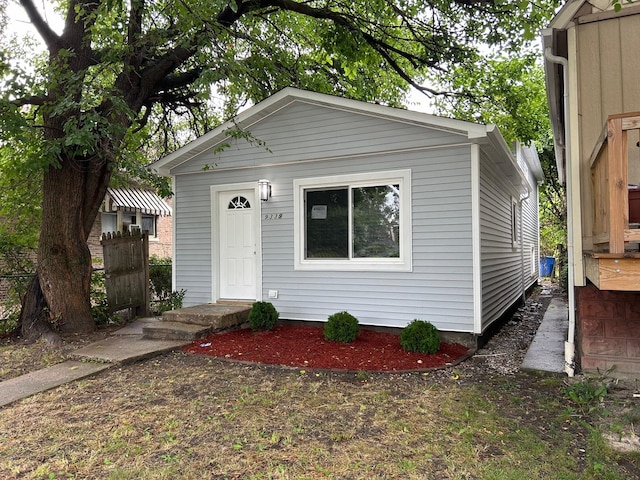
[511,199,519,247]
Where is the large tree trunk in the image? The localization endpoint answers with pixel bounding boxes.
[18,276,61,345]
[19,155,112,338]
[42,160,108,333]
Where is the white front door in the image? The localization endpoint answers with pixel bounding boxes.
[218,190,257,300]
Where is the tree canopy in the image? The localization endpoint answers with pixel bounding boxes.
[0,0,559,338]
[431,52,567,261]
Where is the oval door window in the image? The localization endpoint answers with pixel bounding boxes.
[228,196,251,209]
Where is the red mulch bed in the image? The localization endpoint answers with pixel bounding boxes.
[183,324,470,372]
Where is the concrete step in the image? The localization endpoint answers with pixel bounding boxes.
[160,304,251,328]
[142,321,212,341]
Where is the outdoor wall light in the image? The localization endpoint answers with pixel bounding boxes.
[258,179,272,201]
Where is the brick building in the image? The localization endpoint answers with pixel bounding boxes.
[90,187,173,263]
[1,188,172,314]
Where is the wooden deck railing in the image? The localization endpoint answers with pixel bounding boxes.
[590,112,640,254]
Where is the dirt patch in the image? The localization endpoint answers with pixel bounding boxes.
[0,323,121,382]
[184,324,469,372]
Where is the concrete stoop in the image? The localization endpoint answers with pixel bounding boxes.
[142,304,251,341]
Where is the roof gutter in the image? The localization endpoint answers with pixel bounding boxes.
[482,125,532,199]
[544,45,576,377]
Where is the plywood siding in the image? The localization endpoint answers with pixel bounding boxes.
[479,152,526,331]
[170,101,467,175]
[175,106,473,332]
[576,13,640,248]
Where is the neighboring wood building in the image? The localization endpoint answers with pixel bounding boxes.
[152,88,543,344]
[543,0,640,376]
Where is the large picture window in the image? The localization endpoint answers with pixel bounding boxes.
[294,170,411,271]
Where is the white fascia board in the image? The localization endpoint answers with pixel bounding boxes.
[151,89,298,176]
[520,143,545,184]
[548,0,586,30]
[273,87,487,137]
[482,125,531,198]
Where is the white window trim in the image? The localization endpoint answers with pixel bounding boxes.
[293,169,412,272]
[511,198,519,248]
[102,210,160,241]
[530,244,536,277]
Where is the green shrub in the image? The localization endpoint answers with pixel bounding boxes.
[153,289,186,314]
[400,320,440,354]
[324,311,359,343]
[149,255,172,300]
[149,256,186,314]
[90,269,111,325]
[248,301,279,331]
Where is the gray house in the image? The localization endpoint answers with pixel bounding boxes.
[152,88,543,343]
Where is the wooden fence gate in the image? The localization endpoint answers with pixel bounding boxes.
[101,231,149,316]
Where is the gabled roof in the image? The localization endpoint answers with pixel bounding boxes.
[151,87,534,196]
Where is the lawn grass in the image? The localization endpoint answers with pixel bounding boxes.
[0,352,638,479]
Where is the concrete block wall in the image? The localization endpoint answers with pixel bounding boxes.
[576,283,640,377]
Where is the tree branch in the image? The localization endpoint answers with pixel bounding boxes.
[19,0,62,51]
[154,68,205,93]
[126,0,146,71]
[11,95,49,107]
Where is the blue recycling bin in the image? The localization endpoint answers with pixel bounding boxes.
[539,256,555,277]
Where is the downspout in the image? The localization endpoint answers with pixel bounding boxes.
[171,176,177,295]
[544,47,576,377]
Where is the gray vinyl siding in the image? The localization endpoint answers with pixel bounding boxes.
[172,184,213,302]
[521,169,540,286]
[169,98,538,335]
[174,144,476,332]
[170,101,467,175]
[267,147,474,332]
[479,152,524,332]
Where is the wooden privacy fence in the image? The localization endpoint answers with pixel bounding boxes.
[101,231,149,316]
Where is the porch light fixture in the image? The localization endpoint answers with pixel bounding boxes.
[258,179,272,201]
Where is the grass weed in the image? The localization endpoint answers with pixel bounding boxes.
[0,352,637,479]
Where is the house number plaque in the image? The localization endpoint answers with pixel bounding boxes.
[263,213,283,220]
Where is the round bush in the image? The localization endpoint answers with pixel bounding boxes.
[248,301,279,331]
[400,320,440,354]
[324,311,359,343]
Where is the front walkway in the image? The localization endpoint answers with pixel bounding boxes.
[0,318,188,408]
[521,297,568,373]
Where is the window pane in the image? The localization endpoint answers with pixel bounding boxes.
[305,188,348,258]
[353,185,400,258]
[101,213,117,234]
[141,214,156,236]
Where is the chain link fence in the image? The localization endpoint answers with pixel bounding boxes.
[0,262,177,334]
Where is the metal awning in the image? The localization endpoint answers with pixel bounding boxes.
[105,188,172,216]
